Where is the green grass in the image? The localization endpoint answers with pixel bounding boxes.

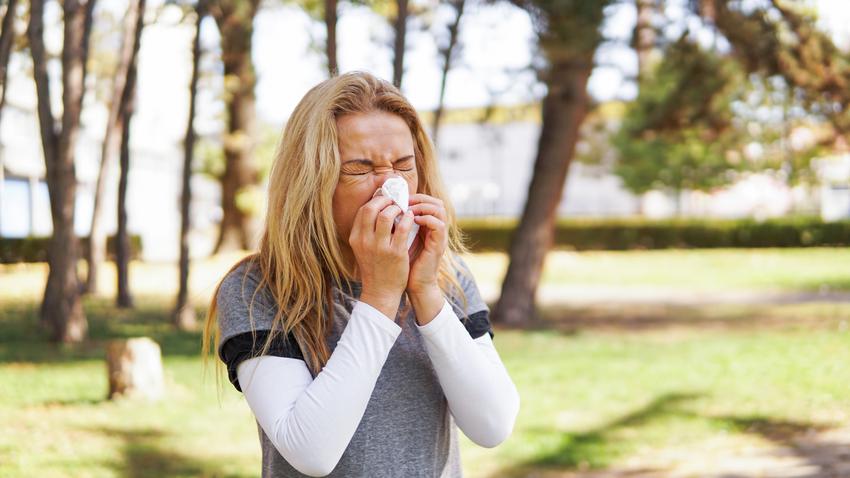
[465,247,850,292]
[1,249,849,477]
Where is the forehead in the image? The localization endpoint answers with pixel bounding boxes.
[336,111,414,158]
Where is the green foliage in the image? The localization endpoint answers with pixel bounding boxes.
[510,0,613,61]
[706,0,850,135]
[0,235,143,263]
[613,37,750,194]
[457,217,850,252]
[195,136,225,179]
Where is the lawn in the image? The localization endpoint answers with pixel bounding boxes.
[464,247,850,292]
[1,248,847,477]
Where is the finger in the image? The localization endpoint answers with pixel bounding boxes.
[409,203,446,222]
[354,195,394,239]
[408,193,444,208]
[413,214,446,237]
[375,203,402,242]
[392,210,415,249]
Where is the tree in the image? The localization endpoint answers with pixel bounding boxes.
[209,0,262,253]
[28,0,97,342]
[699,0,850,141]
[114,0,146,309]
[431,0,466,146]
[175,0,206,330]
[612,36,749,211]
[0,0,19,130]
[85,0,147,295]
[325,0,337,75]
[391,0,408,88]
[633,0,660,80]
[492,0,612,326]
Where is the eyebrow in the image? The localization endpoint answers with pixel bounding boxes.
[341,155,414,165]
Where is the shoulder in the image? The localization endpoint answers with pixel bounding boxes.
[215,258,305,392]
[215,258,278,354]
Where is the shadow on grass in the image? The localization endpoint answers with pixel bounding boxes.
[490,400,845,478]
[0,296,207,364]
[92,425,253,478]
[706,415,848,478]
[491,392,702,478]
[521,301,849,335]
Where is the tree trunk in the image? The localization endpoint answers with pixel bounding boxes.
[29,0,96,342]
[391,0,408,88]
[175,0,206,331]
[431,0,464,147]
[633,0,658,80]
[0,0,19,130]
[85,0,145,295]
[115,5,144,309]
[492,58,594,326]
[211,0,261,253]
[325,0,337,76]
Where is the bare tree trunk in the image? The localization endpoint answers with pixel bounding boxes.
[391,0,408,88]
[0,0,19,130]
[492,58,594,326]
[29,0,96,342]
[85,0,146,295]
[116,79,134,309]
[175,0,206,331]
[633,0,658,80]
[325,0,337,76]
[210,0,261,253]
[115,0,145,309]
[431,0,465,147]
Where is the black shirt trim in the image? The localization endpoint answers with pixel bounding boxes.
[463,310,494,340]
[220,330,304,392]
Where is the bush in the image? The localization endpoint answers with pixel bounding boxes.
[457,217,850,252]
[0,235,143,263]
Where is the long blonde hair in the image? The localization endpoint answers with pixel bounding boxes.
[202,71,470,379]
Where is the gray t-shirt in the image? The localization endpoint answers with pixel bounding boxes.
[215,254,493,477]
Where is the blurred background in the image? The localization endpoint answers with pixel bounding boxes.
[1,0,849,476]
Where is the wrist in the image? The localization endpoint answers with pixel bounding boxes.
[408,286,444,326]
[359,291,401,320]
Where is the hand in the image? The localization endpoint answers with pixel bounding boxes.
[349,194,416,319]
[407,194,449,295]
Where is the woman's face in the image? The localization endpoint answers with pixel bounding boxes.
[332,111,419,255]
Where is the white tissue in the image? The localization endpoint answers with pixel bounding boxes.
[373,177,419,249]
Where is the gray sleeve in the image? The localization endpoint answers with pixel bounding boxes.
[215,261,279,358]
[447,253,494,339]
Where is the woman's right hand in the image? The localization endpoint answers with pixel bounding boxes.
[349,195,416,319]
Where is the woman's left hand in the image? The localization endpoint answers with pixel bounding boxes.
[407,193,449,295]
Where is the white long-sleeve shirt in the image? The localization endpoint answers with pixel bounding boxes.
[236,298,520,477]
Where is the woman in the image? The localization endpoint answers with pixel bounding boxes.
[202,71,520,477]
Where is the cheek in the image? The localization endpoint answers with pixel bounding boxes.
[404,170,419,196]
[332,181,375,239]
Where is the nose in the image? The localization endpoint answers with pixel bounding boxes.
[372,166,397,185]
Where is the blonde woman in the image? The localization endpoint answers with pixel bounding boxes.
[202,71,520,477]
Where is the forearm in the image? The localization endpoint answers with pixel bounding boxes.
[238,301,401,476]
[415,299,520,447]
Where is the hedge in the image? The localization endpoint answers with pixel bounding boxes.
[457,217,850,251]
[0,234,143,263]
